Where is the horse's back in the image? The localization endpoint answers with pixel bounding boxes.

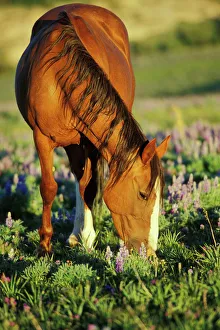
[31,3,135,111]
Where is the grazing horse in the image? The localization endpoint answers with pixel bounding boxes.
[15,3,170,256]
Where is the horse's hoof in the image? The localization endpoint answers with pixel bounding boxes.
[66,234,79,248]
[36,245,52,257]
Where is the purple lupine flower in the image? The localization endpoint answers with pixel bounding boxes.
[139,242,147,259]
[203,176,211,193]
[171,203,178,214]
[105,246,113,263]
[104,284,115,295]
[6,212,13,228]
[187,174,194,193]
[213,177,219,188]
[116,252,124,273]
[16,180,28,195]
[5,180,12,195]
[194,197,201,210]
[119,241,129,259]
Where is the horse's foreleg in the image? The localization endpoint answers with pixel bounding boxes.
[33,127,57,255]
[68,177,96,250]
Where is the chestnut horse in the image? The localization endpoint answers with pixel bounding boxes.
[15,3,170,256]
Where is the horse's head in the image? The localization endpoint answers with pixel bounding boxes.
[103,136,170,256]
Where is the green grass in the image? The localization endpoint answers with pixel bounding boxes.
[133,97,220,131]
[0,71,15,101]
[133,46,220,98]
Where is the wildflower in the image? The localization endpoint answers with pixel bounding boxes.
[208,270,213,275]
[200,224,205,230]
[105,246,113,263]
[9,322,16,327]
[213,177,219,188]
[194,198,201,210]
[5,180,12,195]
[171,203,178,214]
[1,274,10,283]
[74,314,80,320]
[55,260,61,265]
[23,303,31,311]
[116,252,124,273]
[8,248,15,260]
[119,241,129,259]
[161,209,166,215]
[10,298,17,307]
[139,242,147,259]
[87,324,97,330]
[151,279,157,285]
[188,268,193,274]
[203,176,211,193]
[13,173,19,185]
[6,212,13,228]
[59,194,64,203]
[4,297,10,305]
[104,284,115,295]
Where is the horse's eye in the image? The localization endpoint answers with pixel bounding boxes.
[139,191,147,200]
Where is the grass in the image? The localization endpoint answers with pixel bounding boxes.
[133,46,220,98]
[0,117,220,329]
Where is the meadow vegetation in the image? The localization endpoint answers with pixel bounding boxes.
[0,112,219,329]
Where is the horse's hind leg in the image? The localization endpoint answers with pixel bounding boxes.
[33,127,57,255]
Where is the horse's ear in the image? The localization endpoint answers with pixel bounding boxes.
[141,138,156,165]
[156,135,171,158]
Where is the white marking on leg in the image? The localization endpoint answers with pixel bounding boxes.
[148,179,160,251]
[81,207,96,249]
[67,177,84,247]
[68,176,95,249]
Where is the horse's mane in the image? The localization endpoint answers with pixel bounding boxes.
[27,11,164,199]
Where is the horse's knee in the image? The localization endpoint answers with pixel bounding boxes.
[40,181,58,205]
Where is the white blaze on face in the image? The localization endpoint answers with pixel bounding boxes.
[148,178,160,251]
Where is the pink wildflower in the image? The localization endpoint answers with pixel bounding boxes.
[23,303,31,311]
[5,212,13,228]
[200,224,205,230]
[87,324,97,330]
[1,273,10,283]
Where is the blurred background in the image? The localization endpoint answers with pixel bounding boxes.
[0,0,220,135]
